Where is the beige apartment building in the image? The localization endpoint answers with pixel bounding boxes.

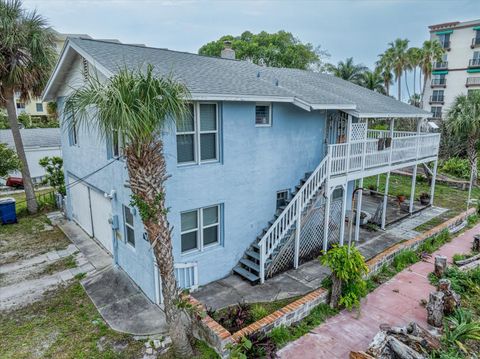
[422,19,480,120]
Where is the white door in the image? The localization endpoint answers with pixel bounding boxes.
[90,189,113,254]
[68,177,93,236]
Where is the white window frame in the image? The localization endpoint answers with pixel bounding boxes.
[176,102,219,166]
[255,103,272,127]
[123,205,135,248]
[180,204,221,255]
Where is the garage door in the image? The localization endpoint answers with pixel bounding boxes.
[69,177,93,236]
[90,189,113,254]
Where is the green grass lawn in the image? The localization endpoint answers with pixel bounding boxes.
[363,173,479,231]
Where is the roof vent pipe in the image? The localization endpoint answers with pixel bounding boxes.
[220,41,235,60]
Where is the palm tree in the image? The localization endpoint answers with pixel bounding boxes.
[387,38,410,101]
[0,0,56,213]
[65,66,195,357]
[360,69,386,94]
[408,93,421,108]
[419,40,445,105]
[326,57,368,85]
[446,92,480,185]
[376,49,394,96]
[407,47,422,96]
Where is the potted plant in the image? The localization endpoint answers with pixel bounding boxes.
[396,193,406,203]
[420,192,430,205]
[368,184,376,196]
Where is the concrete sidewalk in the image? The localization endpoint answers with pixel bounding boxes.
[51,213,168,336]
[277,223,479,359]
[193,206,447,310]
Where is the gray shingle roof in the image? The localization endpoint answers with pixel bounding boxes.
[62,38,428,117]
[0,128,61,148]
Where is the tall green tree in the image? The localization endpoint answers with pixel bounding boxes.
[0,0,56,213]
[446,92,480,185]
[419,40,445,104]
[407,47,422,96]
[376,49,394,96]
[198,30,328,70]
[387,38,410,101]
[0,143,20,178]
[360,69,386,94]
[65,66,195,357]
[325,57,367,85]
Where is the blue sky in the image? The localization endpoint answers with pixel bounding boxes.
[24,0,479,98]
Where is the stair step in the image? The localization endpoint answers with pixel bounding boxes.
[305,171,313,178]
[246,249,260,261]
[240,258,260,272]
[233,265,259,282]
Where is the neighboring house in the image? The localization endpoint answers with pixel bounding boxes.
[42,38,440,304]
[422,19,480,119]
[0,128,62,184]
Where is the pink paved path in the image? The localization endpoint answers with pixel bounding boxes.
[278,223,479,359]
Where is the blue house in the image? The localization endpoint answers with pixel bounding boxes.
[43,38,440,304]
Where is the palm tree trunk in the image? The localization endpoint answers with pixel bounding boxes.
[421,74,428,109]
[467,135,478,186]
[413,67,417,95]
[404,70,411,99]
[397,75,402,101]
[125,141,194,358]
[4,88,38,214]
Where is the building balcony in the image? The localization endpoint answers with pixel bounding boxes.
[433,61,448,70]
[431,78,447,87]
[328,130,440,178]
[469,58,480,68]
[429,95,444,104]
[466,77,480,87]
[471,37,480,48]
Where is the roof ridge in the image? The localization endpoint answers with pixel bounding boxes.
[71,37,250,64]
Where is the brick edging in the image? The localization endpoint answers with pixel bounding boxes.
[191,208,476,356]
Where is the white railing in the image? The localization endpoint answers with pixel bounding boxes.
[258,155,329,283]
[367,129,426,139]
[329,132,440,176]
[174,262,198,291]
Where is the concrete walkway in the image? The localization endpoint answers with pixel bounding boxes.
[52,213,168,335]
[193,206,446,310]
[277,222,479,359]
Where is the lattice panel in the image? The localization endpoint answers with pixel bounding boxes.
[266,194,344,277]
[350,122,367,142]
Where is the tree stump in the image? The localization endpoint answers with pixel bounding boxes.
[427,292,444,327]
[437,278,451,292]
[473,235,480,252]
[434,256,447,278]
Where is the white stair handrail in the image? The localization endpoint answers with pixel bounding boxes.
[258,155,329,283]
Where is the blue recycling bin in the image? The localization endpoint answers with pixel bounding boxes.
[0,197,17,224]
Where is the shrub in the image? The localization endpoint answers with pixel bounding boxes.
[440,157,470,180]
[321,245,369,310]
[214,303,250,333]
[444,308,480,353]
[392,250,418,272]
[250,304,268,322]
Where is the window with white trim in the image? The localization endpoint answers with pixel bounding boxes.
[36,103,43,112]
[181,205,221,253]
[110,129,123,158]
[123,205,135,247]
[255,103,271,126]
[176,103,218,164]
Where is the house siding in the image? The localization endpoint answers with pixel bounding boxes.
[58,56,328,300]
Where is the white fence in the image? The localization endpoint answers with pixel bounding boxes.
[174,262,198,291]
[329,132,440,176]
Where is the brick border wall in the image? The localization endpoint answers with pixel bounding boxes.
[191,208,475,357]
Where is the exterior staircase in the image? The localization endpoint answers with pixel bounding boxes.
[233,156,330,284]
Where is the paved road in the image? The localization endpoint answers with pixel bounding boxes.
[277,223,478,358]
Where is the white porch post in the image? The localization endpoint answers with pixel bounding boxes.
[409,165,418,213]
[354,178,363,242]
[294,192,303,269]
[430,160,438,206]
[323,186,331,253]
[376,174,380,192]
[410,119,421,213]
[382,172,390,229]
[339,183,347,246]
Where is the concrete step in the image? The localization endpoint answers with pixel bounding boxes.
[240,258,260,273]
[233,265,259,282]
